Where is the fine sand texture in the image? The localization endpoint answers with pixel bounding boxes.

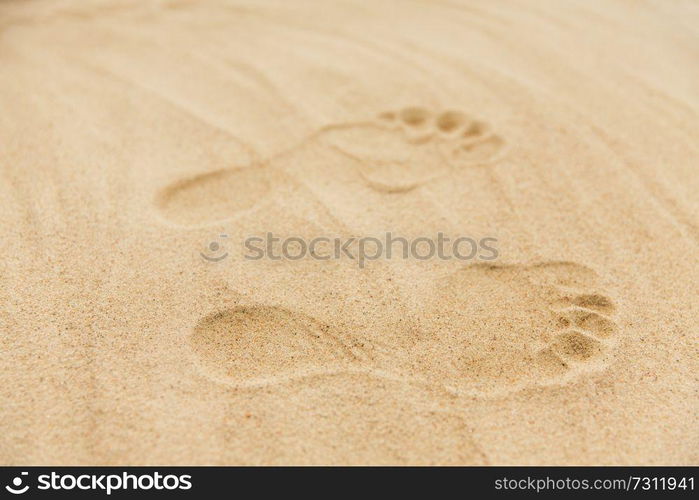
[1,0,697,465]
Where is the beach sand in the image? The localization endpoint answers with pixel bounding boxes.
[0,0,697,464]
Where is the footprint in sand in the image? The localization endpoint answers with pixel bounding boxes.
[154,106,504,225]
[188,305,374,388]
[400,261,618,396]
[319,106,507,193]
[155,165,272,226]
[188,261,617,398]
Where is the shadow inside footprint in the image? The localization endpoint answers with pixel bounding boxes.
[189,306,365,387]
[156,166,271,226]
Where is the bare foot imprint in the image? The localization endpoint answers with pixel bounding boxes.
[320,106,507,193]
[155,165,271,226]
[189,305,374,388]
[188,262,617,398]
[403,261,618,396]
[154,106,504,225]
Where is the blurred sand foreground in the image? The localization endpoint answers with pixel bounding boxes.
[0,0,697,464]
